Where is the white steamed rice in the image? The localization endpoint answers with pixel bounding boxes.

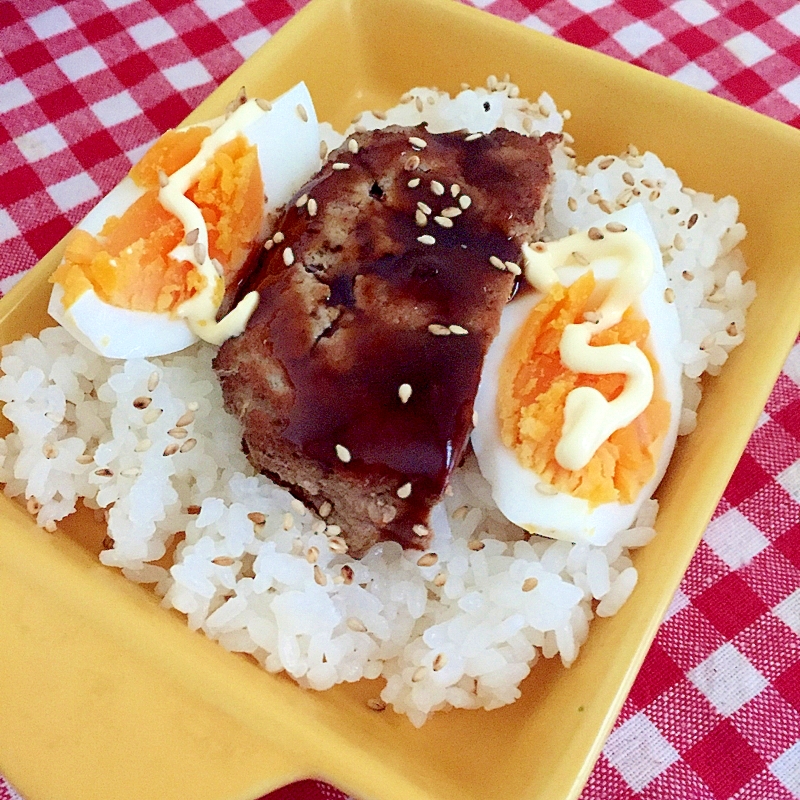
[0,78,755,726]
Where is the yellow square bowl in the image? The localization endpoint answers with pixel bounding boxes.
[2,0,800,799]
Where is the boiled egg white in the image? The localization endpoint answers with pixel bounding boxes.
[471,205,683,546]
[48,82,322,360]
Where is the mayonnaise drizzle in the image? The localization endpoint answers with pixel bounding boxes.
[160,99,267,345]
[522,226,655,471]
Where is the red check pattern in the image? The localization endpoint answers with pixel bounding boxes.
[1,2,799,799]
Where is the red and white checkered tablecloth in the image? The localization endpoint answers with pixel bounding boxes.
[1,1,799,799]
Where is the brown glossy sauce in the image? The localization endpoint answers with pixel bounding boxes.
[226,126,556,548]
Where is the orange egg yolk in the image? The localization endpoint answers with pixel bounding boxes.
[50,126,264,315]
[497,271,671,507]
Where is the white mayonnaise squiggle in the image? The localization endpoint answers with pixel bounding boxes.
[522,223,654,471]
[160,99,266,345]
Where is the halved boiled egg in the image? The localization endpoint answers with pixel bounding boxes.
[471,205,683,546]
[48,82,322,359]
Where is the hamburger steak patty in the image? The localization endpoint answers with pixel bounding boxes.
[214,125,559,557]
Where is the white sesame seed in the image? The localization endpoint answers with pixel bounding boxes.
[335,444,351,463]
[430,180,444,196]
[572,251,589,267]
[291,498,306,515]
[347,617,367,632]
[176,410,195,428]
[398,383,412,403]
[464,133,482,142]
[308,198,317,216]
[441,207,461,218]
[296,103,308,122]
[397,482,412,499]
[504,261,522,276]
[409,136,427,149]
[143,406,162,424]
[332,162,350,170]
[256,98,272,111]
[283,247,295,266]
[415,209,428,227]
[295,193,308,207]
[417,234,436,245]
[458,194,471,210]
[588,227,604,241]
[413,524,429,537]
[348,138,359,154]
[417,552,438,567]
[158,169,169,188]
[407,178,421,188]
[319,501,332,518]
[273,231,285,243]
[319,141,328,159]
[448,324,468,335]
[417,200,432,215]
[428,323,451,336]
[489,255,506,271]
[450,183,460,197]
[453,505,469,521]
[434,215,453,228]
[535,482,558,496]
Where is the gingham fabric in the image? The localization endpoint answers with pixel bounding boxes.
[1,2,799,799]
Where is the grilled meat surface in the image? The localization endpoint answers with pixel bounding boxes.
[214,125,559,556]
